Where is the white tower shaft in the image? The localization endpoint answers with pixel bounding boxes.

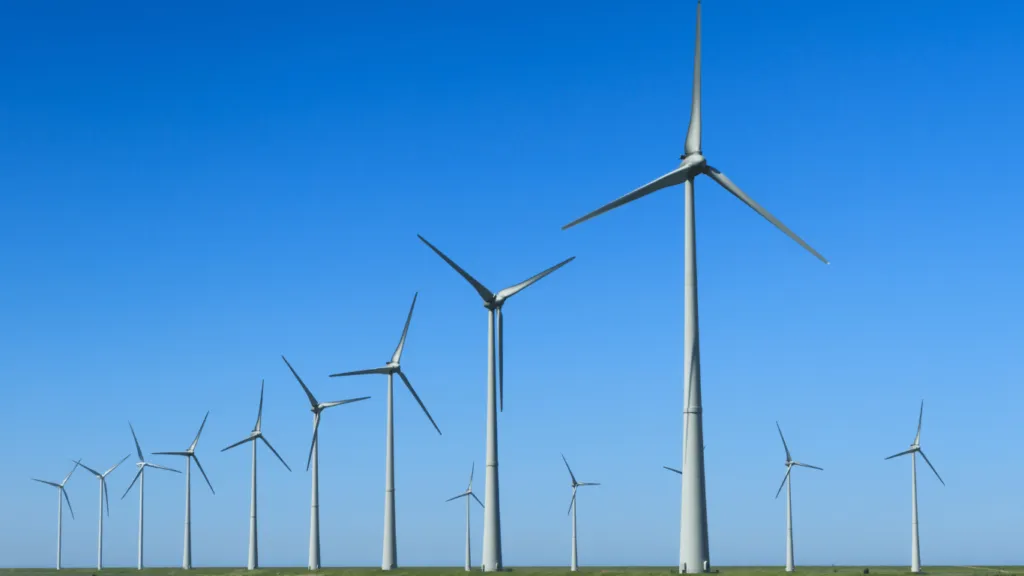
[571,495,578,571]
[138,469,145,570]
[248,441,258,570]
[911,452,920,573]
[183,458,192,569]
[309,423,321,571]
[482,308,503,571]
[56,489,63,571]
[465,493,472,571]
[97,482,104,570]
[382,373,398,570]
[786,470,794,572]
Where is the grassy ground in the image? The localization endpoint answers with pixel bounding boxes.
[0,567,1019,576]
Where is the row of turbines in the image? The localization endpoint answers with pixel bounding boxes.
[28,0,947,573]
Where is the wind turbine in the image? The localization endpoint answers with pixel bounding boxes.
[121,422,181,571]
[560,2,828,572]
[329,292,441,570]
[561,454,599,572]
[417,234,574,572]
[773,422,822,572]
[445,462,484,572]
[221,379,291,571]
[282,355,370,571]
[885,400,944,573]
[75,455,130,571]
[153,411,215,570]
[32,461,78,570]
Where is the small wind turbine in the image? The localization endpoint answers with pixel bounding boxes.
[32,461,79,570]
[121,422,181,571]
[885,400,944,574]
[773,422,822,572]
[221,379,291,571]
[445,462,484,572]
[417,234,573,572]
[282,355,370,571]
[153,411,215,570]
[561,454,599,572]
[75,455,130,571]
[330,292,441,570]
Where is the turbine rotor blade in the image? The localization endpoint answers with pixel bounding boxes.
[191,454,215,494]
[885,448,916,460]
[794,462,823,471]
[775,467,792,499]
[282,355,318,408]
[664,466,683,475]
[497,307,504,412]
[446,493,468,503]
[190,411,210,452]
[684,0,702,155]
[915,400,924,445]
[391,292,418,364]
[567,489,576,516]
[121,468,143,500]
[416,234,494,303]
[469,461,475,490]
[103,454,132,478]
[152,451,190,456]
[307,413,320,472]
[255,379,265,432]
[560,453,577,485]
[397,371,441,435]
[703,165,829,264]
[33,479,61,488]
[61,487,74,519]
[320,396,371,409]
[103,480,110,516]
[918,450,945,486]
[128,422,144,462]
[221,436,254,452]
[146,462,181,474]
[494,256,576,302]
[260,436,292,472]
[776,422,791,462]
[76,460,103,478]
[578,482,600,486]
[329,367,390,378]
[471,492,484,508]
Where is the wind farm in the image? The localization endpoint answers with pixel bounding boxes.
[6,0,1022,573]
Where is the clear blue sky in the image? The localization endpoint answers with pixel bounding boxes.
[2,0,1023,569]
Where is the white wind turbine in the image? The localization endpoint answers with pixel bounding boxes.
[445,462,484,572]
[773,422,822,572]
[885,400,944,574]
[75,455,130,571]
[153,411,215,570]
[329,292,442,570]
[221,379,292,571]
[121,422,181,571]
[417,234,574,572]
[282,354,370,571]
[561,2,828,572]
[32,461,79,570]
[561,454,599,572]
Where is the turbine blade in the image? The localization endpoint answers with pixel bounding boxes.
[918,450,945,486]
[562,161,703,230]
[776,422,791,462]
[191,454,215,494]
[884,448,915,460]
[103,480,110,516]
[121,468,142,500]
[471,492,484,508]
[307,413,320,472]
[260,436,292,472]
[255,379,265,432]
[147,462,181,474]
[33,479,61,488]
[915,400,924,445]
[189,411,210,452]
[494,256,576,302]
[684,0,702,155]
[103,454,131,478]
[282,356,319,408]
[774,467,792,499]
[703,165,829,264]
[468,461,475,490]
[416,234,493,303]
[60,461,79,486]
[320,396,371,409]
[560,453,577,485]
[152,451,190,456]
[663,466,683,475]
[497,307,504,412]
[579,482,600,486]
[61,487,74,520]
[76,460,103,478]
[446,493,468,503]
[794,462,823,471]
[128,422,144,462]
[329,366,390,378]
[391,292,418,364]
[397,370,441,435]
[567,490,576,516]
[221,436,254,452]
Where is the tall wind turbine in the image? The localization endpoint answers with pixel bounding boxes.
[773,422,822,572]
[885,400,944,573]
[282,355,370,571]
[32,461,78,570]
[329,292,442,570]
[153,412,215,570]
[445,462,484,572]
[221,379,291,571]
[417,234,574,572]
[121,422,181,571]
[561,454,599,572]
[560,2,828,572]
[76,455,130,571]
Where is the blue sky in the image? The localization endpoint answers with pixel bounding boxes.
[2,0,1023,569]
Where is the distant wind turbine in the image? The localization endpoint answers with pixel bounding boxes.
[32,461,79,570]
[773,422,822,572]
[221,380,291,571]
[330,292,441,570]
[121,422,181,571]
[153,411,215,570]
[282,355,370,571]
[445,462,484,572]
[885,400,944,574]
[561,454,599,572]
[75,455,130,571]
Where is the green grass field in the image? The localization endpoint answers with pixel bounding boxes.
[0,566,1019,576]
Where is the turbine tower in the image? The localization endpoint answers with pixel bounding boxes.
[329,292,442,570]
[885,400,945,573]
[221,380,292,571]
[561,454,599,572]
[75,455,130,571]
[153,412,216,570]
[282,355,370,571]
[773,422,823,572]
[417,234,574,572]
[560,2,828,572]
[32,461,79,571]
[121,422,181,571]
[445,462,484,572]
